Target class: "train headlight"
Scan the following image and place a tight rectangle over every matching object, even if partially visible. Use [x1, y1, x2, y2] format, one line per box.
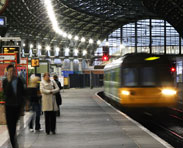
[161, 89, 176, 95]
[121, 90, 130, 95]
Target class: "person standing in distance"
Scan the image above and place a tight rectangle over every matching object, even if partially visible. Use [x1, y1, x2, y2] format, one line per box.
[53, 75, 62, 116]
[40, 73, 59, 135]
[3, 64, 25, 148]
[28, 76, 42, 132]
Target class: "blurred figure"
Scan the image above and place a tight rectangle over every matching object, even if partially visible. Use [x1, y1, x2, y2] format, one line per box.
[28, 76, 42, 132]
[53, 75, 62, 116]
[3, 64, 25, 148]
[40, 73, 59, 135]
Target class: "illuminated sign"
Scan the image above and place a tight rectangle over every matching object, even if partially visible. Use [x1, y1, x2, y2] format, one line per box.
[0, 18, 4, 25]
[0, 17, 6, 27]
[3, 46, 20, 63]
[31, 58, 39, 67]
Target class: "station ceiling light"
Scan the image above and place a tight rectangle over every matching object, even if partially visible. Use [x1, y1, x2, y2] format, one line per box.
[74, 49, 79, 55]
[65, 48, 70, 53]
[46, 46, 51, 51]
[55, 47, 60, 52]
[83, 50, 87, 56]
[68, 34, 72, 39]
[89, 39, 93, 44]
[74, 36, 79, 41]
[38, 44, 42, 50]
[63, 32, 67, 38]
[81, 37, 86, 42]
[97, 40, 101, 45]
[44, 0, 125, 52]
[30, 44, 33, 49]
[105, 42, 109, 46]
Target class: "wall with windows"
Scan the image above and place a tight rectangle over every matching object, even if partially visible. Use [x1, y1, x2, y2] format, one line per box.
[95, 19, 183, 57]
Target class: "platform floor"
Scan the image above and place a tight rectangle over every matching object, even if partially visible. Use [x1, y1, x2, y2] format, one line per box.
[1, 88, 173, 148]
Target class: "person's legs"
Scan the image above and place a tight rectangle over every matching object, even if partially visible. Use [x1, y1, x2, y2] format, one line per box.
[44, 111, 51, 134]
[35, 103, 41, 130]
[29, 117, 34, 130]
[29, 103, 35, 131]
[5, 105, 21, 148]
[50, 111, 56, 134]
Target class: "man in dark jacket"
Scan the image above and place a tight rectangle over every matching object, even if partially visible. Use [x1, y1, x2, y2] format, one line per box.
[3, 64, 25, 148]
[53, 75, 62, 116]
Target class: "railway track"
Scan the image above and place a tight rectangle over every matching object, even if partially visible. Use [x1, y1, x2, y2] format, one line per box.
[98, 91, 183, 148]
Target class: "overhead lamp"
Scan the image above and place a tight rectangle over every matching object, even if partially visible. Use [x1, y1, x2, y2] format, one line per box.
[105, 42, 109, 46]
[74, 36, 79, 41]
[57, 29, 63, 35]
[97, 40, 101, 45]
[55, 47, 60, 52]
[68, 34, 72, 39]
[63, 32, 67, 38]
[74, 49, 79, 55]
[46, 46, 51, 51]
[23, 43, 26, 47]
[81, 37, 85, 42]
[38, 45, 42, 50]
[65, 48, 70, 53]
[30, 44, 33, 49]
[89, 39, 93, 44]
[83, 50, 87, 56]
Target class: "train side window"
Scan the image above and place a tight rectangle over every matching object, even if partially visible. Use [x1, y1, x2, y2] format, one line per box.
[122, 68, 137, 86]
[105, 71, 110, 81]
[111, 70, 115, 81]
[140, 67, 156, 86]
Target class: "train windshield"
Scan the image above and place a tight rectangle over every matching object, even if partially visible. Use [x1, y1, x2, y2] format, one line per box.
[123, 68, 138, 86]
[140, 67, 156, 86]
[122, 66, 173, 87]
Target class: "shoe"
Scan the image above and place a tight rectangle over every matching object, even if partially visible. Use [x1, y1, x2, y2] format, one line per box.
[38, 128, 44, 131]
[29, 129, 34, 132]
[52, 131, 56, 135]
[35, 128, 43, 132]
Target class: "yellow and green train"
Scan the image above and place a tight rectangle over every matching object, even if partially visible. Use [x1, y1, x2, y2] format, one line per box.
[104, 53, 178, 107]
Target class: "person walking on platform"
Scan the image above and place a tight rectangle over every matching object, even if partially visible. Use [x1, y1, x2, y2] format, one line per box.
[40, 73, 59, 135]
[28, 76, 42, 132]
[53, 75, 62, 117]
[3, 64, 25, 148]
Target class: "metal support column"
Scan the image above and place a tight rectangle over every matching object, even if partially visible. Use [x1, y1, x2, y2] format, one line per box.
[149, 19, 152, 54]
[120, 26, 123, 55]
[164, 21, 166, 55]
[135, 22, 137, 53]
[179, 36, 181, 55]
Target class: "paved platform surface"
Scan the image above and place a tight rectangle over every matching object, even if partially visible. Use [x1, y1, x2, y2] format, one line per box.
[1, 88, 173, 148]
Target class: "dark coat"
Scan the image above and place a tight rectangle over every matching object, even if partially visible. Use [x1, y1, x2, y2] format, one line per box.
[54, 79, 62, 105]
[26, 86, 41, 104]
[3, 77, 25, 106]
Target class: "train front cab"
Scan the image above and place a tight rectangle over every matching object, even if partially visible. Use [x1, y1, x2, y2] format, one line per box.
[118, 54, 178, 107]
[118, 87, 178, 107]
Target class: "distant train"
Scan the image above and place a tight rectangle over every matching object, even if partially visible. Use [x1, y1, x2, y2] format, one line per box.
[104, 53, 178, 107]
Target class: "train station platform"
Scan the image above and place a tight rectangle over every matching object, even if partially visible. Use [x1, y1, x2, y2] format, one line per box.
[0, 88, 173, 148]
